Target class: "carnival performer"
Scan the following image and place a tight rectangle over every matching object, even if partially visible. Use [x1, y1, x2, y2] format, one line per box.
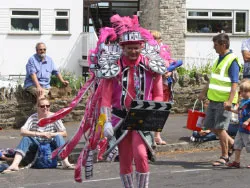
[37, 15, 173, 187]
[100, 16, 164, 188]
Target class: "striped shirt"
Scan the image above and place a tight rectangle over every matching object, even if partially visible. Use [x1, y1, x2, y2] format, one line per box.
[21, 113, 66, 142]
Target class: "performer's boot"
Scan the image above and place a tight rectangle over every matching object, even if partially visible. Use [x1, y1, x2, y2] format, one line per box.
[120, 173, 134, 188]
[135, 171, 149, 188]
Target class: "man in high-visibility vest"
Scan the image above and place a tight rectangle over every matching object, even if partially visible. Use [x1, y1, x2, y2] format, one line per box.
[199, 33, 242, 166]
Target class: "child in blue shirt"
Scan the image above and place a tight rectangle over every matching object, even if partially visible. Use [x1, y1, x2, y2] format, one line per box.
[227, 79, 250, 168]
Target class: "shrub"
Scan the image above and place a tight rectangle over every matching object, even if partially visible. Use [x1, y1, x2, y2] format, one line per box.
[177, 61, 212, 78]
[50, 70, 86, 91]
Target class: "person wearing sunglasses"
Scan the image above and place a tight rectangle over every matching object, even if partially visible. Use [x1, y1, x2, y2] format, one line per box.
[24, 42, 69, 99]
[2, 98, 74, 173]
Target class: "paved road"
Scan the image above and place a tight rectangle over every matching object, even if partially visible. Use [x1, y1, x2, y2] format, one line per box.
[1, 148, 250, 188]
[0, 114, 244, 188]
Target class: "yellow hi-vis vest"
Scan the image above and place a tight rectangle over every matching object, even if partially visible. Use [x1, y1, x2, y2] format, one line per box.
[207, 53, 242, 104]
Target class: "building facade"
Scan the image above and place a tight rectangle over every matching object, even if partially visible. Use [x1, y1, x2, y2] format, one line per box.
[1, 0, 250, 77]
[0, 0, 83, 76]
[140, 0, 250, 67]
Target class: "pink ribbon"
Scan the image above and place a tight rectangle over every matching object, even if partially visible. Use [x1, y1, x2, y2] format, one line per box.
[50, 78, 106, 182]
[38, 75, 95, 126]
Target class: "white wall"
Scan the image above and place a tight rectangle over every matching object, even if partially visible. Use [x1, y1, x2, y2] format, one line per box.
[0, 0, 83, 76]
[186, 0, 250, 10]
[185, 36, 248, 67]
[185, 0, 250, 67]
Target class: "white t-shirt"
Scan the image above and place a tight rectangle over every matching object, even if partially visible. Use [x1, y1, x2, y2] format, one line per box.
[241, 38, 250, 77]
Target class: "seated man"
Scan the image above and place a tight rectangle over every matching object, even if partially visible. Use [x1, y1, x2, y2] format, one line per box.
[24, 42, 69, 98]
[2, 98, 74, 173]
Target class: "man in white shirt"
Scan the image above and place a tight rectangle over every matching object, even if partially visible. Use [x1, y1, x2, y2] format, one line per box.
[241, 38, 250, 78]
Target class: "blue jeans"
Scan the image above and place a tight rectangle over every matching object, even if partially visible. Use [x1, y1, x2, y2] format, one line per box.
[16, 135, 65, 157]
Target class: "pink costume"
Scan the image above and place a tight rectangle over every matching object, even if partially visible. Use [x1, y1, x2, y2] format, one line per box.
[37, 15, 172, 187]
[101, 53, 163, 187]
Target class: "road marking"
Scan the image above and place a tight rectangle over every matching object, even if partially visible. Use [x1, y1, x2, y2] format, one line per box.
[171, 169, 211, 173]
[82, 177, 120, 183]
[22, 168, 211, 187]
[23, 177, 121, 187]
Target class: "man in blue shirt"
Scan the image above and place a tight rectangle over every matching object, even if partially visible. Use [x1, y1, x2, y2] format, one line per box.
[24, 42, 69, 98]
[199, 33, 241, 166]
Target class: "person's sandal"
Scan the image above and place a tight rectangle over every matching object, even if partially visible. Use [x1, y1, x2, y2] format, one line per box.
[227, 161, 240, 168]
[154, 137, 167, 145]
[212, 156, 229, 166]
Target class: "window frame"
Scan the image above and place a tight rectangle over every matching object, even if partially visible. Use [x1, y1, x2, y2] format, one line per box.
[54, 9, 70, 34]
[187, 10, 210, 19]
[9, 9, 40, 34]
[234, 11, 248, 34]
[186, 9, 248, 35]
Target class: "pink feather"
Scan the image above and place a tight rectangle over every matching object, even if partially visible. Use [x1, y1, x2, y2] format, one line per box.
[138, 27, 158, 46]
[160, 45, 172, 63]
[98, 27, 117, 43]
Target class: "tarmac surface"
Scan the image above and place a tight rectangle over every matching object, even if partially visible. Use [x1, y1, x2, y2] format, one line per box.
[0, 113, 230, 188]
[0, 113, 220, 153]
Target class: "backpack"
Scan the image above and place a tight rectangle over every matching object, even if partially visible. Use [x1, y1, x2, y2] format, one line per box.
[32, 143, 57, 169]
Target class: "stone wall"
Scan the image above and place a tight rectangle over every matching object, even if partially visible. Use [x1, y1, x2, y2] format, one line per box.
[140, 0, 186, 60]
[0, 86, 86, 129]
[0, 73, 208, 129]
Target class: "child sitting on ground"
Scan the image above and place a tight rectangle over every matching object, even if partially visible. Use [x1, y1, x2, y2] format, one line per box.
[0, 148, 15, 173]
[0, 148, 15, 162]
[227, 79, 250, 168]
[190, 129, 217, 142]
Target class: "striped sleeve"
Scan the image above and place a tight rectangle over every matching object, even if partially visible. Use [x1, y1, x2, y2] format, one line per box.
[54, 119, 66, 132]
[21, 114, 38, 131]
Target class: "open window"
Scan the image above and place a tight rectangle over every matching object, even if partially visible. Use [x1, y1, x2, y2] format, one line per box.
[10, 9, 40, 33]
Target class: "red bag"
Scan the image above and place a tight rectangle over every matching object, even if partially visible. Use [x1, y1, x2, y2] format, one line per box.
[186, 100, 206, 131]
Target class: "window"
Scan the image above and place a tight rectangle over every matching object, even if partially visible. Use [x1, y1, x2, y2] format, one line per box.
[187, 10, 247, 34]
[10, 9, 40, 33]
[55, 10, 69, 32]
[235, 11, 247, 33]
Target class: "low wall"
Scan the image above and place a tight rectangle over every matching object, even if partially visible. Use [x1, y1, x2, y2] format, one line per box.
[0, 86, 86, 129]
[0, 73, 208, 129]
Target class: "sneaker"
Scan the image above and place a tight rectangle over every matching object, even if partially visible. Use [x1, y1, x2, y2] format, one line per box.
[227, 161, 240, 168]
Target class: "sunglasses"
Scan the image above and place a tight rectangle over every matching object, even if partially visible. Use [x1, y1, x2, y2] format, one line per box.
[38, 48, 46, 51]
[40, 105, 50, 108]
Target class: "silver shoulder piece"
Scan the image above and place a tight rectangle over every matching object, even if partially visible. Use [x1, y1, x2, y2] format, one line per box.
[142, 43, 167, 75]
[90, 43, 122, 79]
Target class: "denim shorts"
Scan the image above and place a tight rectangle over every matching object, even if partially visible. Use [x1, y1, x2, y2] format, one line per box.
[204, 101, 231, 130]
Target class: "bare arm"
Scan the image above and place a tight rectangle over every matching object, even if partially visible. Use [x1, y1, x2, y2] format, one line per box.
[198, 83, 209, 101]
[242, 50, 250, 62]
[50, 130, 67, 137]
[243, 118, 250, 128]
[56, 73, 69, 86]
[224, 83, 238, 111]
[20, 128, 37, 137]
[20, 128, 67, 138]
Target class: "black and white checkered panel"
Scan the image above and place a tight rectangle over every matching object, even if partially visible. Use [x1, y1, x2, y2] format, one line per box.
[130, 100, 172, 111]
